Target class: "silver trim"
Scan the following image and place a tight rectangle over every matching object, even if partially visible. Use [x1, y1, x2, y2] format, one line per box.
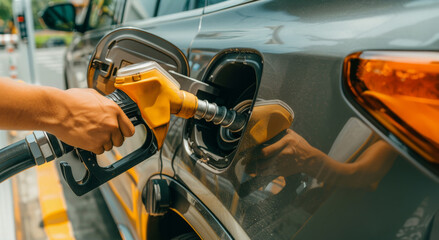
[57, 138, 65, 155]
[33, 131, 54, 162]
[215, 106, 228, 126]
[205, 102, 218, 122]
[195, 99, 247, 131]
[194, 99, 209, 119]
[25, 134, 45, 166]
[42, 131, 56, 158]
[169, 71, 219, 96]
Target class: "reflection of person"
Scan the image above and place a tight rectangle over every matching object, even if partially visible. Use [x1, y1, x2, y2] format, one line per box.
[248, 129, 398, 189]
[0, 77, 135, 154]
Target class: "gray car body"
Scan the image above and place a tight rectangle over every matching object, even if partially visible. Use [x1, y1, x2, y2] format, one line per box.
[65, 0, 439, 239]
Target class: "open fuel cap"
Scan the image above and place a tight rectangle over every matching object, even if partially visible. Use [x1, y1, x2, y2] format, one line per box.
[87, 27, 189, 95]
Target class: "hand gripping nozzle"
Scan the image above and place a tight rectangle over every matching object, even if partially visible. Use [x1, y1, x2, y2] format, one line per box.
[59, 89, 158, 196]
[61, 61, 247, 196]
[0, 62, 247, 195]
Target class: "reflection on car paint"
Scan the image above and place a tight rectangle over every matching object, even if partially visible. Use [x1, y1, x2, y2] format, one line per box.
[98, 125, 149, 240]
[62, 0, 439, 238]
[171, 99, 401, 239]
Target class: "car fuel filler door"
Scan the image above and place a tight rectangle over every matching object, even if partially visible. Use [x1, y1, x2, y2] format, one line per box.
[87, 27, 190, 95]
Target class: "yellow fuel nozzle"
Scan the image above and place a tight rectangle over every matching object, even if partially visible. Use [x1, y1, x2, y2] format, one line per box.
[114, 62, 198, 149]
[114, 61, 247, 149]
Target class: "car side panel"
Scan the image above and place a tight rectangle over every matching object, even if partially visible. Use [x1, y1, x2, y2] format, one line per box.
[170, 1, 439, 239]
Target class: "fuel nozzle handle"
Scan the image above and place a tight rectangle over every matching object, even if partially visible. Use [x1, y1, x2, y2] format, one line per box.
[30, 90, 141, 166]
[105, 89, 142, 126]
[0, 89, 142, 184]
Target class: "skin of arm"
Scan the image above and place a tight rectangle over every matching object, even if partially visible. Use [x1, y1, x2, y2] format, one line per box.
[252, 129, 397, 189]
[0, 77, 135, 154]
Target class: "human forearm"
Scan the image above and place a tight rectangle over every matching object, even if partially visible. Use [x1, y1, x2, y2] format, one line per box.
[309, 141, 397, 189]
[0, 77, 67, 132]
[0, 77, 135, 154]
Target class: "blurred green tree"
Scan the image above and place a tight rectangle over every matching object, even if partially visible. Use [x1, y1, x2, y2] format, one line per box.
[0, 0, 12, 21]
[0, 0, 66, 30]
[0, 0, 12, 32]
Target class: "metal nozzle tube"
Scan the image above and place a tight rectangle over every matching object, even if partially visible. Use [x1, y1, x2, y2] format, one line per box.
[194, 99, 246, 132]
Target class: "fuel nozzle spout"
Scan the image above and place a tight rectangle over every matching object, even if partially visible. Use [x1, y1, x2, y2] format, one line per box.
[195, 99, 246, 132]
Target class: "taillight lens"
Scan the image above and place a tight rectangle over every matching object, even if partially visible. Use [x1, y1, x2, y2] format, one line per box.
[344, 51, 439, 163]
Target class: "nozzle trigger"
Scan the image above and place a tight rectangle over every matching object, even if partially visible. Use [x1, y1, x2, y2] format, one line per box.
[60, 89, 158, 196]
[60, 125, 157, 196]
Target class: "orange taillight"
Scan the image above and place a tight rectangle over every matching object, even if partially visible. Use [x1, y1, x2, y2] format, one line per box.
[344, 51, 439, 163]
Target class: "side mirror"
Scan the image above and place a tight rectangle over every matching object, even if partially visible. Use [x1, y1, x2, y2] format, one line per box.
[41, 3, 76, 32]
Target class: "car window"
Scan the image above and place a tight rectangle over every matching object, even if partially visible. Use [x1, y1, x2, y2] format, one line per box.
[88, 0, 118, 29]
[207, 0, 228, 5]
[156, 0, 204, 16]
[124, 0, 204, 22]
[124, 0, 156, 22]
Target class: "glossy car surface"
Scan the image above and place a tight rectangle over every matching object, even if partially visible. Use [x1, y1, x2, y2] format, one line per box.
[55, 0, 439, 239]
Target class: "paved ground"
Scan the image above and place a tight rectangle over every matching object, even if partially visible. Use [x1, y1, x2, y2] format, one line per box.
[0, 46, 65, 89]
[0, 46, 122, 240]
[34, 47, 66, 89]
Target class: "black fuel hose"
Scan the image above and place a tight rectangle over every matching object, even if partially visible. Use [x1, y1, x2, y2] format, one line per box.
[0, 132, 73, 183]
[0, 139, 34, 182]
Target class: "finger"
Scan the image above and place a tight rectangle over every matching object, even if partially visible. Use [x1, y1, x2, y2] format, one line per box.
[117, 112, 135, 137]
[111, 129, 124, 147]
[261, 136, 289, 159]
[103, 141, 113, 151]
[265, 129, 289, 144]
[93, 147, 105, 155]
